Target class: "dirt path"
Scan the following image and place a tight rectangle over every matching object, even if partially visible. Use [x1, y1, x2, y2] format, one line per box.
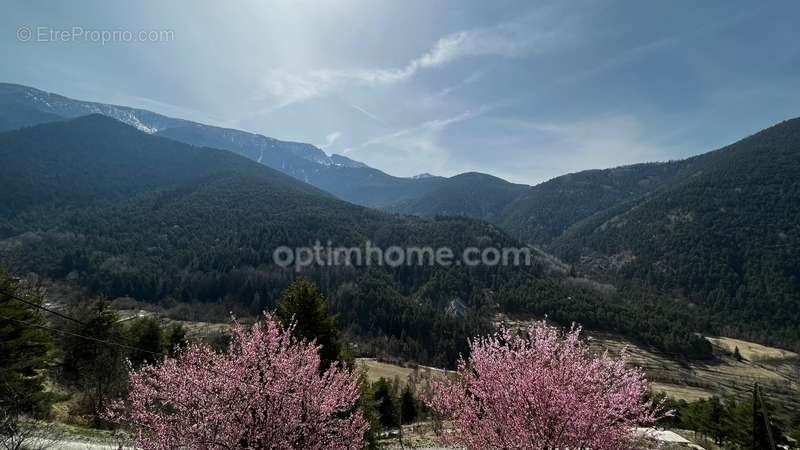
[28, 435, 132, 450]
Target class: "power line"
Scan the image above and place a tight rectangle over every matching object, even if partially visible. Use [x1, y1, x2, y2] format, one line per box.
[0, 312, 305, 400]
[0, 291, 305, 399]
[0, 289, 83, 324]
[0, 288, 171, 357]
[0, 313, 159, 355]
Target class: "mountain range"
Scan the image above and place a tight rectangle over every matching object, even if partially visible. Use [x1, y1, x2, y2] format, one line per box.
[0, 82, 445, 207]
[1, 81, 798, 359]
[0, 83, 704, 246]
[0, 82, 727, 248]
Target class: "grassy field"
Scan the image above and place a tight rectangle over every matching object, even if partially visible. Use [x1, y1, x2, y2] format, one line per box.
[589, 330, 799, 409]
[356, 358, 453, 387]
[117, 308, 232, 341]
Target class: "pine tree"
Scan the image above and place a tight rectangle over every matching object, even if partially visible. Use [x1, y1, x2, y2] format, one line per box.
[372, 378, 399, 429]
[733, 346, 743, 362]
[0, 269, 55, 440]
[400, 384, 418, 424]
[60, 300, 128, 426]
[358, 374, 382, 450]
[126, 316, 165, 367]
[275, 278, 347, 370]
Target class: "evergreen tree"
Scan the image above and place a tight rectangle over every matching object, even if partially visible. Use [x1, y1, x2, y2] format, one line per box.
[372, 378, 399, 430]
[126, 316, 165, 367]
[705, 397, 725, 444]
[752, 386, 787, 450]
[275, 278, 346, 370]
[400, 384, 418, 424]
[666, 394, 789, 448]
[733, 346, 743, 362]
[0, 269, 54, 440]
[59, 300, 128, 427]
[358, 374, 382, 450]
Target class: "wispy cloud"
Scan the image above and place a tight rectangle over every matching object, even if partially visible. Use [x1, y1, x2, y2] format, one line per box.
[349, 103, 387, 126]
[341, 103, 502, 176]
[260, 15, 559, 109]
[424, 71, 485, 107]
[353, 104, 496, 152]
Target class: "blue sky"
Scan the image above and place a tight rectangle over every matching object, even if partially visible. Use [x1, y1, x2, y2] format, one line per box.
[3, 0, 800, 184]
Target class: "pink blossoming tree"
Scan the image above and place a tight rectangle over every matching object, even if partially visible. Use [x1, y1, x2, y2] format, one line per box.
[107, 315, 367, 450]
[427, 321, 665, 450]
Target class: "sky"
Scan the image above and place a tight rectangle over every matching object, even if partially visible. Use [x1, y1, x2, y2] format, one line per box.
[3, 0, 800, 184]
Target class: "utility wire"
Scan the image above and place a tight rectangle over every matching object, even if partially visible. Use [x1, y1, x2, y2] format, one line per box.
[0, 289, 83, 324]
[0, 290, 305, 399]
[0, 313, 159, 355]
[0, 311, 303, 399]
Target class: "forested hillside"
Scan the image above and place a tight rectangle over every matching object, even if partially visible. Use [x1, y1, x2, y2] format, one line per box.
[0, 114, 327, 220]
[0, 115, 714, 363]
[392, 163, 689, 245]
[2, 93, 797, 358]
[0, 82, 445, 207]
[389, 172, 530, 222]
[554, 118, 800, 350]
[0, 115, 505, 365]
[394, 117, 800, 353]
[499, 162, 688, 244]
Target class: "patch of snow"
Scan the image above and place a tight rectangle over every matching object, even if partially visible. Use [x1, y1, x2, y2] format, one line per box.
[411, 172, 436, 179]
